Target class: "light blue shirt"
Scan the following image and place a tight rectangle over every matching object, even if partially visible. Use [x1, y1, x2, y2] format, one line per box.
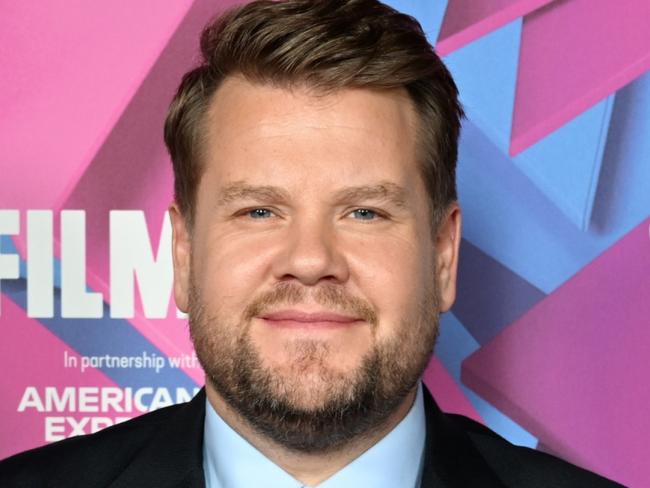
[203, 383, 426, 488]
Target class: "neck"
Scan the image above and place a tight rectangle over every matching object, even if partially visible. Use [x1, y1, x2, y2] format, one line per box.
[205, 383, 418, 486]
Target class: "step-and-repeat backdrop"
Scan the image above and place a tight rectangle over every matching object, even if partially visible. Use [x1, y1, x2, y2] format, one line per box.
[1, 1, 648, 486]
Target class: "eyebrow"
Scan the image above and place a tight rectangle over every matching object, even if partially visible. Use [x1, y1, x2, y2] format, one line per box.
[215, 181, 409, 208]
[216, 183, 291, 207]
[332, 182, 408, 208]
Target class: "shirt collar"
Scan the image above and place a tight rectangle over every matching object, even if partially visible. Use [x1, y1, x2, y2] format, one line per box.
[203, 383, 426, 488]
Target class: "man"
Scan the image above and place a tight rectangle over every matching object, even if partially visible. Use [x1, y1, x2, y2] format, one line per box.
[0, 1, 623, 487]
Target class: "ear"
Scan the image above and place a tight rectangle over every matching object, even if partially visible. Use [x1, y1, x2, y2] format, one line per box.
[434, 203, 462, 313]
[169, 203, 191, 313]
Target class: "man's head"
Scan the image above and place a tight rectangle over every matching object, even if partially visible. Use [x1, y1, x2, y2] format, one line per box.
[165, 0, 462, 230]
[166, 0, 462, 453]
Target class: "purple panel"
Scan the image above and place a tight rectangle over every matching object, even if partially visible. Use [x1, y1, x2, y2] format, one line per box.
[453, 239, 546, 344]
[437, 0, 554, 55]
[462, 218, 650, 487]
[511, 0, 650, 155]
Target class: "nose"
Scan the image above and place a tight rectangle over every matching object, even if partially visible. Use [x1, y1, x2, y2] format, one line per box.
[272, 216, 349, 286]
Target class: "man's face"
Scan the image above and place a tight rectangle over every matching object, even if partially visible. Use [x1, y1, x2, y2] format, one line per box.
[171, 77, 460, 451]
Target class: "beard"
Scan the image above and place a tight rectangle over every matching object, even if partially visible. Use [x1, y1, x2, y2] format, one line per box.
[189, 277, 440, 454]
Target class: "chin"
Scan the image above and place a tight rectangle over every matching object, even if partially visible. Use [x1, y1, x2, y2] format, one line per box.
[264, 358, 360, 411]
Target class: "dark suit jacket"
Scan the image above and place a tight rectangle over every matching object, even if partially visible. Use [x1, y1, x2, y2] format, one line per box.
[0, 387, 624, 487]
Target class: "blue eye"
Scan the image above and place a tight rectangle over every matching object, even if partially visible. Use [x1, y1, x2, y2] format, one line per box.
[351, 208, 378, 220]
[248, 208, 273, 219]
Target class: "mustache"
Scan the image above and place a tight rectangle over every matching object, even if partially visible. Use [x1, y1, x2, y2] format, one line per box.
[243, 282, 378, 327]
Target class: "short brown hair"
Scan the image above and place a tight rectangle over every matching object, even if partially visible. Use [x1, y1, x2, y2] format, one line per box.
[164, 0, 463, 228]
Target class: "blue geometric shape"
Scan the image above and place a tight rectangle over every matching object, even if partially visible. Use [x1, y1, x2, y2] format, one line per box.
[384, 0, 449, 43]
[444, 18, 521, 153]
[457, 116, 646, 293]
[513, 95, 616, 231]
[591, 71, 650, 234]
[436, 312, 538, 448]
[453, 239, 546, 345]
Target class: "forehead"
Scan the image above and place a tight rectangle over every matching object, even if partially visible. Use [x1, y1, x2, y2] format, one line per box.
[200, 77, 421, 189]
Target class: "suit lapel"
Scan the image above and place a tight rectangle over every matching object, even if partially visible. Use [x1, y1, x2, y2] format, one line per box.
[420, 386, 507, 488]
[110, 389, 207, 488]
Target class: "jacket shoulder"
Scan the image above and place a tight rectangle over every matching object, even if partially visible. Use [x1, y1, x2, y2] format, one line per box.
[0, 403, 184, 487]
[446, 413, 625, 488]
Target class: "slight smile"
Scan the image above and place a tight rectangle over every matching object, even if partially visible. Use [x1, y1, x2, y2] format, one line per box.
[259, 310, 365, 329]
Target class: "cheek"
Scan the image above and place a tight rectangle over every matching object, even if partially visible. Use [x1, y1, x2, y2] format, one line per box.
[347, 233, 433, 338]
[191, 230, 277, 314]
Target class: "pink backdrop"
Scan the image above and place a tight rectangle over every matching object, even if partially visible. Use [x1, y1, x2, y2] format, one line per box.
[1, 1, 648, 486]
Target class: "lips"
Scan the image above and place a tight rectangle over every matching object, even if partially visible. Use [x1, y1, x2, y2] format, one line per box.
[259, 310, 363, 328]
